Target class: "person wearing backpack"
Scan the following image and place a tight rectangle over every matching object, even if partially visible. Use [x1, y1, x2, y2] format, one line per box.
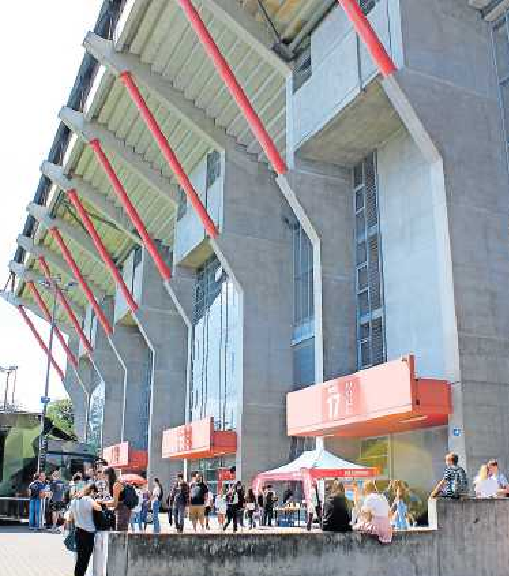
[151, 478, 162, 533]
[28, 473, 43, 530]
[431, 452, 468, 499]
[171, 473, 189, 533]
[189, 472, 208, 531]
[113, 480, 137, 531]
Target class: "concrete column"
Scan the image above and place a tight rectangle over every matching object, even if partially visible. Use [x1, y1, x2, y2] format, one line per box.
[211, 155, 294, 484]
[132, 253, 190, 489]
[382, 0, 509, 476]
[280, 158, 357, 382]
[92, 298, 125, 448]
[63, 337, 92, 442]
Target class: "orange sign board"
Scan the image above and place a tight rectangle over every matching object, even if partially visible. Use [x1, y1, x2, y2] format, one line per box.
[287, 355, 451, 438]
[102, 442, 147, 471]
[162, 417, 237, 460]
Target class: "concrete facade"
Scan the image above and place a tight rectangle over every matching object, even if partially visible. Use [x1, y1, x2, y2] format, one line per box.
[49, 0, 509, 499]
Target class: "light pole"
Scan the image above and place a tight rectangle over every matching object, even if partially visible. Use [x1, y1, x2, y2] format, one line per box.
[0, 366, 18, 410]
[36, 277, 77, 473]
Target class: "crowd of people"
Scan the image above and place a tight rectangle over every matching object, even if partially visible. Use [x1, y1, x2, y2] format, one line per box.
[25, 451, 509, 575]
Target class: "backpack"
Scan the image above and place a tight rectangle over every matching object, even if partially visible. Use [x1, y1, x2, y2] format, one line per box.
[123, 484, 139, 510]
[94, 505, 116, 531]
[29, 481, 41, 499]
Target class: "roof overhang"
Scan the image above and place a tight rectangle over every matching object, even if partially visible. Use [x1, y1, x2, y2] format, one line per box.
[287, 355, 452, 438]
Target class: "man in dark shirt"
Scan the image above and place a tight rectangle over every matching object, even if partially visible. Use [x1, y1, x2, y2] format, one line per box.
[189, 473, 208, 531]
[49, 469, 67, 532]
[171, 473, 189, 533]
[28, 473, 43, 530]
[431, 452, 468, 499]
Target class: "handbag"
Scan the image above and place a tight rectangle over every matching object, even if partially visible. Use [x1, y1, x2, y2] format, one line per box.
[64, 524, 77, 552]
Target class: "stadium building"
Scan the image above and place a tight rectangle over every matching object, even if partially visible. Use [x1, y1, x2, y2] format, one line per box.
[2, 0, 509, 498]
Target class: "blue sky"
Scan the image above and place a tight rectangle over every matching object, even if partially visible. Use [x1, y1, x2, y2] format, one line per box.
[0, 1, 103, 411]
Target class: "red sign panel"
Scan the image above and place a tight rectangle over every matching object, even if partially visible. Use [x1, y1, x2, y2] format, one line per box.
[162, 417, 237, 460]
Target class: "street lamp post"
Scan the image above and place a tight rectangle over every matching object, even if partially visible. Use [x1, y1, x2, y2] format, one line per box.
[36, 277, 76, 474]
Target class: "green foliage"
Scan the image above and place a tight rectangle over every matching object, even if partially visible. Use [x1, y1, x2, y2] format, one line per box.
[46, 399, 77, 440]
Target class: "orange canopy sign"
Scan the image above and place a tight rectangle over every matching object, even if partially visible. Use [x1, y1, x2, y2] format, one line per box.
[102, 442, 148, 471]
[162, 417, 237, 460]
[287, 355, 451, 438]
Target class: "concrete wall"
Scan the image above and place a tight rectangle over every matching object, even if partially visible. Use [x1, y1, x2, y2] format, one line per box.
[212, 154, 294, 483]
[293, 0, 397, 150]
[393, 0, 509, 477]
[96, 499, 509, 576]
[377, 127, 448, 378]
[134, 249, 188, 489]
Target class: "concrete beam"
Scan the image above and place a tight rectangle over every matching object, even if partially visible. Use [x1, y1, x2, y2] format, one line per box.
[26, 203, 110, 271]
[200, 0, 292, 76]
[0, 290, 74, 335]
[16, 235, 107, 300]
[59, 107, 179, 206]
[8, 260, 85, 320]
[84, 33, 253, 158]
[41, 161, 140, 244]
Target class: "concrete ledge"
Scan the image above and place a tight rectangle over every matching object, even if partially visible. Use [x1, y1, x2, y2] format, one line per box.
[96, 499, 509, 576]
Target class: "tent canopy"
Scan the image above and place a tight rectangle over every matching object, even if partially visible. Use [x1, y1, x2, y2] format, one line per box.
[253, 449, 378, 493]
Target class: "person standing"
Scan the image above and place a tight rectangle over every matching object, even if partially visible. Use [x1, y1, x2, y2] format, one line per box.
[189, 473, 208, 531]
[235, 482, 245, 531]
[216, 489, 227, 529]
[257, 490, 265, 526]
[223, 485, 238, 532]
[204, 489, 214, 530]
[171, 473, 189, 533]
[141, 484, 150, 531]
[130, 486, 144, 531]
[151, 478, 162, 534]
[49, 469, 67, 532]
[112, 480, 131, 532]
[39, 472, 50, 530]
[246, 488, 256, 529]
[28, 473, 42, 530]
[67, 484, 103, 576]
[166, 485, 175, 528]
[263, 485, 275, 528]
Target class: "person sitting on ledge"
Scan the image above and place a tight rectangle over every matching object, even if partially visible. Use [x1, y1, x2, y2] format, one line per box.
[353, 481, 392, 543]
[321, 480, 352, 533]
[430, 452, 468, 499]
[474, 464, 498, 498]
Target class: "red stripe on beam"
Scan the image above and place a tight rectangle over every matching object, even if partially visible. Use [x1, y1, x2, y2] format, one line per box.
[175, 0, 288, 175]
[89, 139, 172, 282]
[17, 305, 65, 381]
[120, 71, 219, 239]
[338, 0, 396, 77]
[67, 190, 139, 314]
[50, 228, 113, 336]
[38, 256, 93, 355]
[26, 281, 79, 370]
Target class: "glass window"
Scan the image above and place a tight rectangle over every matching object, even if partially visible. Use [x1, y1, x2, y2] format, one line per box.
[206, 151, 221, 189]
[176, 185, 187, 221]
[354, 154, 385, 369]
[358, 436, 389, 476]
[88, 380, 105, 452]
[190, 256, 238, 431]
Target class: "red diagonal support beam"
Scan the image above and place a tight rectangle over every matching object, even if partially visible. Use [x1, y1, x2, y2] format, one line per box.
[17, 305, 65, 381]
[38, 256, 93, 355]
[67, 190, 139, 314]
[26, 281, 79, 370]
[338, 0, 396, 77]
[119, 71, 219, 239]
[89, 139, 172, 282]
[175, 0, 288, 176]
[50, 228, 113, 336]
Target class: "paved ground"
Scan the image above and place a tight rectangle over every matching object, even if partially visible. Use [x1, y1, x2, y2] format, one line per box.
[0, 523, 74, 576]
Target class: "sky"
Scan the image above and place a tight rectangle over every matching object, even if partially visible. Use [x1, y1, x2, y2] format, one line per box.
[0, 1, 103, 412]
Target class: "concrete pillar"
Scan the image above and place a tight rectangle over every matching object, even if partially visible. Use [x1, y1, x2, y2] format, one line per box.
[382, 0, 509, 477]
[281, 158, 357, 382]
[63, 337, 92, 442]
[133, 253, 190, 489]
[211, 155, 294, 484]
[92, 298, 125, 448]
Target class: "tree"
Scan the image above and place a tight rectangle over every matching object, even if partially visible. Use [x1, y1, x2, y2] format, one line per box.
[46, 399, 77, 440]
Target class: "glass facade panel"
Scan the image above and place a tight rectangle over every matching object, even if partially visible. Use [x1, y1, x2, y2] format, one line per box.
[354, 153, 386, 369]
[88, 380, 105, 452]
[190, 256, 239, 431]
